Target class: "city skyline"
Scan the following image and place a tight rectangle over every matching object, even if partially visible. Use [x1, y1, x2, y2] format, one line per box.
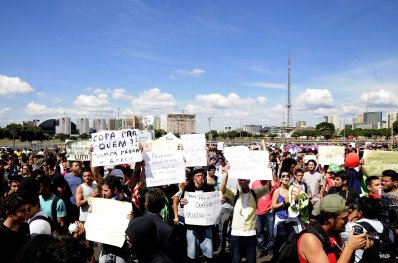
[1, 1, 398, 133]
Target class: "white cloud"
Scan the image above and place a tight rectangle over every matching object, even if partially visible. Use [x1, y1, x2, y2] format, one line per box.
[52, 97, 62, 104]
[112, 88, 133, 100]
[244, 82, 286, 89]
[359, 89, 398, 107]
[176, 68, 205, 77]
[74, 93, 110, 108]
[257, 96, 268, 104]
[0, 75, 34, 96]
[196, 93, 265, 109]
[24, 102, 68, 117]
[295, 89, 334, 110]
[132, 88, 177, 113]
[36, 91, 46, 96]
[0, 108, 11, 116]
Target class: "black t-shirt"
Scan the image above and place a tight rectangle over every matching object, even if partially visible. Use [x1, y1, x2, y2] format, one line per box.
[327, 187, 360, 206]
[0, 222, 30, 263]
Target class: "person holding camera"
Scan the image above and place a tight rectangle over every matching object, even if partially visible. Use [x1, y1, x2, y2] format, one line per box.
[341, 196, 395, 263]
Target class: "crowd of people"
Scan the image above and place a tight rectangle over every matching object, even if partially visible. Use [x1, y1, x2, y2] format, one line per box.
[0, 142, 397, 263]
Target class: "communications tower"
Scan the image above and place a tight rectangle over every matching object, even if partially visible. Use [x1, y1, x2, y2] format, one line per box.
[286, 51, 292, 128]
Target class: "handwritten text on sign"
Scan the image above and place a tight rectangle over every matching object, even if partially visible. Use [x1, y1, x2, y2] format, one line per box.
[184, 191, 221, 226]
[224, 146, 272, 180]
[318, 146, 344, 165]
[144, 151, 185, 187]
[363, 150, 398, 176]
[181, 134, 207, 167]
[65, 140, 91, 161]
[91, 129, 142, 167]
[85, 198, 132, 247]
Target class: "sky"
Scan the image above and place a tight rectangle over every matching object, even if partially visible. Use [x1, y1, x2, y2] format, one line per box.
[1, 0, 398, 132]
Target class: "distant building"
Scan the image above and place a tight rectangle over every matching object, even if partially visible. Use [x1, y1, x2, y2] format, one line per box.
[262, 126, 281, 134]
[363, 111, 382, 129]
[154, 117, 161, 130]
[76, 118, 90, 134]
[160, 115, 167, 131]
[39, 119, 77, 135]
[296, 121, 306, 128]
[56, 117, 71, 135]
[167, 113, 196, 134]
[387, 112, 398, 128]
[243, 124, 262, 134]
[224, 126, 232, 132]
[93, 118, 107, 132]
[324, 115, 342, 131]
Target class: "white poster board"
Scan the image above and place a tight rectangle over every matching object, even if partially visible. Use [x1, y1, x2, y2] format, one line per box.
[318, 146, 344, 165]
[303, 155, 317, 164]
[91, 129, 142, 167]
[65, 140, 91, 161]
[184, 192, 221, 226]
[224, 146, 272, 180]
[217, 142, 224, 150]
[144, 151, 185, 187]
[181, 134, 207, 167]
[146, 140, 179, 151]
[85, 198, 132, 247]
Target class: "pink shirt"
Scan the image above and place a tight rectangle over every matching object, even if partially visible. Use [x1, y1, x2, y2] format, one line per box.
[252, 180, 279, 215]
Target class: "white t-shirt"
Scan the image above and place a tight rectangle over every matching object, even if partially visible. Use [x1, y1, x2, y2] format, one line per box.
[28, 210, 52, 238]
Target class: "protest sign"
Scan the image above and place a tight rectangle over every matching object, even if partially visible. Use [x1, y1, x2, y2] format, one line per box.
[303, 155, 317, 164]
[91, 129, 142, 167]
[181, 134, 207, 167]
[184, 191, 221, 226]
[65, 140, 91, 161]
[144, 150, 185, 187]
[363, 150, 398, 176]
[224, 146, 272, 180]
[147, 140, 179, 151]
[85, 198, 132, 247]
[217, 142, 224, 151]
[318, 146, 344, 165]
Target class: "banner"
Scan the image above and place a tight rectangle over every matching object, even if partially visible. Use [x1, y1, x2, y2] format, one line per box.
[85, 198, 132, 247]
[224, 146, 272, 180]
[318, 146, 344, 165]
[181, 134, 207, 167]
[91, 129, 142, 167]
[184, 192, 221, 226]
[363, 150, 398, 176]
[144, 151, 185, 187]
[65, 140, 91, 161]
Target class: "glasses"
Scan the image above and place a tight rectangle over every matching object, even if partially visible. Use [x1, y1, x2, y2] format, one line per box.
[281, 174, 290, 178]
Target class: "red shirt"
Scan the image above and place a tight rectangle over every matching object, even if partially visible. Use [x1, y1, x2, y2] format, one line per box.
[252, 180, 278, 215]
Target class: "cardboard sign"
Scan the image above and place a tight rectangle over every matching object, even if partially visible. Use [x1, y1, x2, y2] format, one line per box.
[85, 198, 132, 247]
[144, 151, 185, 187]
[363, 150, 398, 176]
[181, 134, 207, 167]
[184, 191, 221, 226]
[91, 129, 142, 167]
[65, 140, 91, 161]
[318, 146, 344, 165]
[224, 146, 272, 180]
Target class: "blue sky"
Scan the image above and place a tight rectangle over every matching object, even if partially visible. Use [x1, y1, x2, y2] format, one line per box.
[1, 0, 398, 132]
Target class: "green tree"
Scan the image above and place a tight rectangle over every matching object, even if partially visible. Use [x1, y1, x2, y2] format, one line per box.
[316, 122, 335, 139]
[393, 120, 398, 135]
[268, 134, 277, 139]
[205, 130, 219, 140]
[154, 129, 167, 138]
[219, 132, 228, 139]
[79, 133, 90, 140]
[291, 132, 301, 138]
[227, 130, 239, 140]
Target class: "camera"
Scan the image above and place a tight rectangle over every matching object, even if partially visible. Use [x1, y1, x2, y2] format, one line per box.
[352, 225, 381, 242]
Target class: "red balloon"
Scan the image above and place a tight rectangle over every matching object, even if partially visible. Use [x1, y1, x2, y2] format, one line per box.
[345, 152, 359, 168]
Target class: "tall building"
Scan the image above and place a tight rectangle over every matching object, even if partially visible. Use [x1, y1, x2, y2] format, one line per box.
[357, 113, 364, 124]
[243, 125, 262, 134]
[167, 113, 196, 134]
[56, 117, 71, 135]
[154, 117, 161, 130]
[108, 118, 122, 130]
[76, 118, 90, 135]
[93, 118, 107, 132]
[324, 115, 342, 131]
[387, 112, 398, 128]
[123, 115, 136, 129]
[160, 115, 167, 131]
[296, 121, 306, 128]
[363, 112, 382, 129]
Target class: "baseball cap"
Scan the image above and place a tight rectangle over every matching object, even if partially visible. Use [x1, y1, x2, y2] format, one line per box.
[191, 166, 205, 175]
[109, 169, 125, 183]
[312, 194, 348, 216]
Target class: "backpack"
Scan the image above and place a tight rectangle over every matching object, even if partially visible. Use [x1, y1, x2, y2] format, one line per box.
[356, 221, 396, 263]
[29, 214, 54, 232]
[277, 222, 338, 263]
[233, 189, 257, 208]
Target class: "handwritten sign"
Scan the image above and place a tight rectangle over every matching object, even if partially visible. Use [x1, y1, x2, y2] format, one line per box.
[363, 150, 398, 176]
[303, 155, 317, 164]
[318, 146, 344, 165]
[146, 140, 179, 151]
[184, 192, 221, 225]
[91, 129, 142, 167]
[144, 151, 185, 187]
[85, 198, 132, 247]
[181, 134, 207, 167]
[65, 140, 91, 161]
[217, 142, 224, 150]
[224, 146, 272, 180]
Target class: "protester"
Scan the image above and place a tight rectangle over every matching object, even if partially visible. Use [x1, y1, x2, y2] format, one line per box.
[26, 195, 52, 237]
[75, 168, 98, 222]
[365, 176, 382, 198]
[381, 169, 398, 204]
[327, 171, 360, 207]
[64, 161, 83, 222]
[303, 160, 324, 208]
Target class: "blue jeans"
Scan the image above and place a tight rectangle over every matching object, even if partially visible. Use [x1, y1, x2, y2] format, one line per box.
[230, 235, 257, 263]
[186, 227, 213, 259]
[256, 211, 275, 255]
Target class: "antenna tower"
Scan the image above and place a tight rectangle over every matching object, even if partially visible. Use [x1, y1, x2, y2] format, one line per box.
[287, 51, 292, 127]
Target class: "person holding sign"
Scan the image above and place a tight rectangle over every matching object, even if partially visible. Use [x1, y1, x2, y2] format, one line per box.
[180, 167, 215, 263]
[219, 166, 270, 263]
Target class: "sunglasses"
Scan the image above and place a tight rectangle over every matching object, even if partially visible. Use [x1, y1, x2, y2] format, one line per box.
[281, 174, 290, 178]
